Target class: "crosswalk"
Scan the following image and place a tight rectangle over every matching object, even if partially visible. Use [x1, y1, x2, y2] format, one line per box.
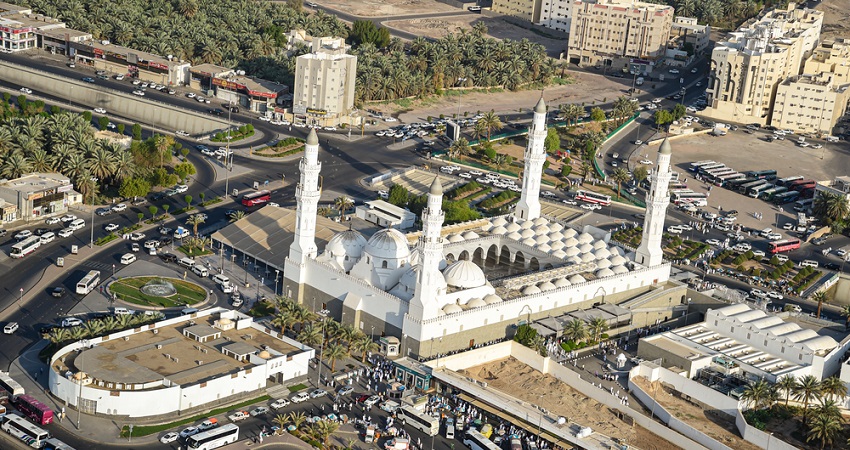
[79, 260, 116, 273]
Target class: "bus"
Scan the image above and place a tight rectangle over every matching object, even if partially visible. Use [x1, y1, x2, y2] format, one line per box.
[718, 172, 746, 183]
[185, 424, 239, 450]
[43, 438, 76, 450]
[575, 190, 612, 206]
[793, 198, 814, 212]
[768, 238, 801, 254]
[761, 186, 788, 200]
[689, 160, 716, 172]
[727, 177, 755, 189]
[672, 192, 708, 206]
[463, 429, 501, 450]
[0, 371, 25, 399]
[399, 405, 439, 436]
[75, 270, 101, 295]
[776, 176, 804, 187]
[510, 437, 523, 450]
[738, 179, 767, 193]
[772, 190, 800, 204]
[744, 169, 778, 180]
[13, 394, 53, 425]
[748, 183, 773, 198]
[241, 190, 271, 207]
[790, 180, 816, 192]
[10, 236, 41, 259]
[705, 168, 734, 179]
[1, 414, 50, 447]
[697, 163, 726, 175]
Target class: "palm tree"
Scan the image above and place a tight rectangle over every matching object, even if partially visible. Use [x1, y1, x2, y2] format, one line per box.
[48, 328, 69, 344]
[153, 135, 174, 169]
[611, 168, 631, 199]
[810, 291, 830, 321]
[819, 376, 847, 402]
[272, 414, 287, 435]
[352, 335, 379, 363]
[563, 319, 587, 344]
[447, 137, 472, 161]
[285, 411, 308, 430]
[492, 154, 508, 171]
[794, 375, 822, 424]
[815, 398, 841, 421]
[334, 196, 353, 220]
[588, 317, 609, 343]
[310, 420, 339, 448]
[478, 111, 503, 141]
[741, 379, 774, 410]
[297, 323, 322, 347]
[776, 375, 799, 407]
[813, 191, 849, 225]
[271, 310, 297, 335]
[186, 214, 205, 236]
[806, 413, 841, 449]
[228, 210, 245, 222]
[324, 342, 346, 372]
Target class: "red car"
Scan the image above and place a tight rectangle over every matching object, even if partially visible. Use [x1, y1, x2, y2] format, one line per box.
[356, 394, 370, 403]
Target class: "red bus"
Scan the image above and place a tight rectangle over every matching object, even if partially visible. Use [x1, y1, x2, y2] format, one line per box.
[768, 238, 801, 254]
[575, 190, 612, 206]
[13, 394, 54, 425]
[789, 179, 815, 191]
[241, 190, 271, 207]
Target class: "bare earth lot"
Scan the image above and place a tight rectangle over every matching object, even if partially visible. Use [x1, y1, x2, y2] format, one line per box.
[460, 357, 680, 450]
[315, 0, 458, 17]
[815, 0, 850, 41]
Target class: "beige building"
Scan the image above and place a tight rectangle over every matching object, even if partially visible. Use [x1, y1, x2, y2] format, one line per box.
[804, 38, 850, 85]
[772, 73, 850, 135]
[703, 4, 823, 125]
[539, 0, 573, 33]
[492, 0, 543, 23]
[567, 0, 674, 70]
[293, 36, 357, 127]
[670, 16, 711, 57]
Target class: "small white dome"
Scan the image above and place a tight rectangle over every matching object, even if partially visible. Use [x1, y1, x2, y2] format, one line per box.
[462, 231, 479, 240]
[483, 294, 502, 304]
[520, 228, 535, 239]
[522, 238, 537, 247]
[520, 220, 535, 229]
[538, 281, 557, 291]
[442, 260, 487, 289]
[366, 228, 410, 260]
[564, 237, 579, 247]
[596, 268, 615, 278]
[612, 265, 629, 274]
[580, 253, 596, 262]
[505, 222, 522, 233]
[579, 243, 594, 254]
[326, 229, 368, 258]
[550, 240, 565, 251]
[466, 298, 487, 308]
[533, 224, 550, 234]
[562, 228, 577, 238]
[549, 222, 564, 232]
[491, 225, 508, 235]
[491, 217, 508, 227]
[610, 246, 625, 256]
[567, 256, 583, 265]
[596, 259, 612, 269]
[538, 243, 552, 253]
[258, 350, 271, 359]
[594, 248, 612, 259]
[569, 274, 586, 284]
[522, 285, 542, 295]
[443, 304, 463, 314]
[533, 217, 549, 226]
[507, 231, 522, 241]
[548, 231, 564, 241]
[610, 255, 627, 266]
[565, 247, 581, 257]
[535, 235, 549, 245]
[578, 232, 594, 244]
[552, 249, 567, 258]
[554, 278, 571, 288]
[593, 240, 607, 250]
[447, 234, 465, 243]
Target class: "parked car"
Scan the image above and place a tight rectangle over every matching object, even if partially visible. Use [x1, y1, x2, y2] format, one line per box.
[270, 399, 291, 410]
[104, 223, 119, 232]
[179, 426, 199, 438]
[291, 392, 310, 403]
[250, 407, 269, 417]
[111, 203, 127, 212]
[228, 411, 249, 422]
[51, 287, 66, 298]
[310, 389, 328, 399]
[159, 432, 179, 444]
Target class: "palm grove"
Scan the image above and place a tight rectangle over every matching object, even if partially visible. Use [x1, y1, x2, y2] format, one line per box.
[28, 0, 555, 102]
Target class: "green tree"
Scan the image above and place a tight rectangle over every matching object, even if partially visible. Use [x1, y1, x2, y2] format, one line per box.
[348, 20, 390, 48]
[98, 116, 109, 131]
[131, 124, 142, 140]
[588, 317, 609, 343]
[794, 375, 823, 425]
[199, 192, 205, 204]
[819, 376, 847, 402]
[590, 107, 606, 122]
[174, 162, 196, 181]
[162, 204, 170, 216]
[632, 165, 649, 187]
[136, 212, 144, 223]
[807, 413, 841, 450]
[564, 319, 587, 344]
[118, 177, 151, 199]
[741, 379, 775, 410]
[117, 123, 125, 135]
[484, 146, 497, 161]
[654, 110, 673, 129]
[334, 196, 354, 219]
[560, 164, 572, 178]
[776, 375, 799, 407]
[544, 127, 560, 153]
[387, 184, 409, 207]
[813, 191, 849, 225]
[184, 194, 193, 207]
[672, 103, 686, 121]
[811, 291, 830, 322]
[447, 137, 472, 160]
[324, 342, 346, 372]
[478, 111, 503, 141]
[148, 205, 158, 217]
[186, 214, 205, 235]
[611, 168, 631, 199]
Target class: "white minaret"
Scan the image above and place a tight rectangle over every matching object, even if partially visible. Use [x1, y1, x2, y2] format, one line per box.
[515, 96, 547, 220]
[410, 177, 447, 320]
[289, 128, 322, 264]
[635, 137, 673, 267]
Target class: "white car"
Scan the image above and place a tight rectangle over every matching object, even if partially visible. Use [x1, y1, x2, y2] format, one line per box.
[458, 172, 472, 179]
[323, 126, 337, 131]
[45, 217, 61, 225]
[104, 223, 119, 232]
[93, 107, 106, 114]
[706, 239, 721, 246]
[767, 291, 783, 300]
[14, 230, 33, 240]
[270, 398, 290, 410]
[652, 98, 663, 104]
[111, 203, 127, 212]
[384, 117, 397, 122]
[130, 232, 146, 241]
[132, 90, 145, 96]
[750, 289, 767, 299]
[766, 233, 783, 241]
[811, 143, 823, 149]
[290, 392, 310, 403]
[259, 115, 271, 121]
[186, 92, 196, 98]
[176, 130, 190, 137]
[293, 122, 307, 128]
[837, 249, 847, 257]
[61, 214, 78, 222]
[20, 87, 32, 94]
[634, 140, 643, 145]
[250, 406, 269, 417]
[58, 228, 73, 238]
[667, 226, 682, 234]
[120, 253, 137, 265]
[669, 68, 680, 74]
[159, 432, 179, 444]
[174, 184, 189, 194]
[377, 190, 389, 199]
[639, 159, 653, 165]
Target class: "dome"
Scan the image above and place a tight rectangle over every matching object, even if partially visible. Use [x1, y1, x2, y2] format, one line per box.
[610, 255, 627, 266]
[554, 278, 571, 288]
[442, 260, 487, 289]
[594, 248, 611, 259]
[549, 222, 564, 232]
[219, 318, 233, 325]
[447, 234, 464, 243]
[462, 231, 479, 240]
[520, 220, 535, 229]
[443, 304, 463, 314]
[533, 224, 550, 234]
[596, 259, 612, 269]
[491, 217, 508, 227]
[596, 268, 615, 278]
[507, 231, 522, 241]
[612, 265, 629, 275]
[73, 371, 88, 380]
[579, 243, 594, 254]
[565, 247, 580, 257]
[522, 285, 541, 295]
[548, 231, 564, 241]
[491, 225, 508, 235]
[258, 350, 271, 359]
[567, 256, 583, 265]
[550, 240, 565, 251]
[564, 237, 579, 247]
[538, 243, 552, 253]
[366, 228, 410, 260]
[505, 222, 522, 233]
[580, 253, 596, 262]
[326, 229, 368, 258]
[306, 128, 319, 145]
[466, 298, 487, 308]
[429, 176, 443, 196]
[562, 228, 577, 238]
[610, 246, 625, 256]
[538, 281, 557, 291]
[593, 240, 607, 250]
[569, 274, 586, 284]
[522, 238, 537, 247]
[660, 136, 672, 155]
[520, 228, 535, 239]
[533, 217, 549, 226]
[577, 232, 594, 244]
[534, 96, 546, 114]
[552, 249, 567, 258]
[535, 235, 549, 245]
[483, 294, 502, 304]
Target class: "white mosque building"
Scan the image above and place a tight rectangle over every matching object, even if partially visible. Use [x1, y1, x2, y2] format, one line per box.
[273, 97, 678, 357]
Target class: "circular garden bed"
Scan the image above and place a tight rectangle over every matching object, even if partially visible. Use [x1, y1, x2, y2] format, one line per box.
[109, 276, 207, 308]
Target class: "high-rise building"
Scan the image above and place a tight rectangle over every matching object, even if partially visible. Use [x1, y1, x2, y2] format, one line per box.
[515, 96, 547, 221]
[636, 138, 672, 268]
[567, 0, 674, 70]
[293, 36, 357, 127]
[703, 4, 823, 125]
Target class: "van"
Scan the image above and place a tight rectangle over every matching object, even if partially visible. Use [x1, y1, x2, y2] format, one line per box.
[799, 260, 819, 268]
[178, 257, 196, 269]
[759, 228, 773, 238]
[445, 424, 455, 440]
[112, 307, 133, 316]
[192, 265, 209, 277]
[68, 218, 86, 231]
[181, 307, 199, 315]
[826, 135, 839, 142]
[212, 274, 231, 287]
[120, 253, 137, 265]
[40, 231, 55, 244]
[774, 254, 789, 264]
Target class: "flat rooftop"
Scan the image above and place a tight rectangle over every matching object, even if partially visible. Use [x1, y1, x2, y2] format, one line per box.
[38, 26, 91, 40]
[217, 74, 287, 95]
[0, 172, 71, 194]
[190, 63, 232, 76]
[79, 39, 185, 69]
[57, 316, 299, 388]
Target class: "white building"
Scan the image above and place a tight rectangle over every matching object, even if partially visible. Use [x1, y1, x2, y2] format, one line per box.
[293, 36, 358, 127]
[355, 200, 417, 230]
[0, 172, 77, 223]
[539, 0, 573, 33]
[48, 308, 313, 418]
[636, 138, 672, 267]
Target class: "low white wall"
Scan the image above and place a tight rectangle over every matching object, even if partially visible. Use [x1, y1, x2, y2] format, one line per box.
[736, 409, 798, 450]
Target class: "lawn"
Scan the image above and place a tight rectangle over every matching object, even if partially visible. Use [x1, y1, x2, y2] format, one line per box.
[247, 300, 276, 317]
[120, 395, 270, 438]
[178, 245, 213, 257]
[110, 276, 206, 308]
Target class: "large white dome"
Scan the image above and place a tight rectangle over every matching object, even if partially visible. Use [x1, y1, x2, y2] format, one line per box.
[443, 304, 463, 314]
[442, 260, 487, 289]
[365, 228, 410, 260]
[325, 230, 368, 258]
[466, 298, 487, 308]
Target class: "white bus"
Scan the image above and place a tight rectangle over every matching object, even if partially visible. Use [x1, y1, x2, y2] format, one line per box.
[1, 413, 50, 448]
[463, 429, 501, 450]
[10, 236, 41, 258]
[75, 270, 101, 295]
[43, 437, 76, 450]
[672, 191, 708, 206]
[186, 423, 239, 450]
[575, 190, 612, 206]
[399, 405, 439, 436]
[689, 160, 716, 172]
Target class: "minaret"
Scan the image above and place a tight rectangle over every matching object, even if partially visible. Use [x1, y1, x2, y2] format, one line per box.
[289, 128, 322, 264]
[635, 137, 673, 267]
[515, 96, 547, 220]
[410, 177, 447, 320]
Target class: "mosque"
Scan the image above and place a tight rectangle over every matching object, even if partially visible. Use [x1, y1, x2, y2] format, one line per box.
[223, 97, 681, 358]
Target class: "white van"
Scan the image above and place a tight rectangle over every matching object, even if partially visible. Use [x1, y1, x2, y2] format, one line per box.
[178, 257, 196, 269]
[120, 253, 137, 265]
[774, 254, 789, 264]
[192, 265, 209, 277]
[112, 307, 134, 316]
[39, 231, 55, 244]
[799, 260, 819, 268]
[445, 424, 455, 440]
[212, 274, 231, 287]
[68, 218, 86, 231]
[826, 135, 839, 143]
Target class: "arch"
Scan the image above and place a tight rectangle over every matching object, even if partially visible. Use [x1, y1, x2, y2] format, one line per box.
[529, 257, 540, 271]
[473, 247, 486, 265]
[499, 245, 513, 265]
[382, 260, 388, 269]
[485, 245, 500, 267]
[459, 250, 470, 261]
[514, 251, 526, 267]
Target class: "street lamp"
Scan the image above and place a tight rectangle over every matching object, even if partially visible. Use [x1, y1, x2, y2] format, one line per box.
[316, 311, 327, 387]
[370, 325, 374, 340]
[274, 270, 280, 296]
[112, 264, 115, 277]
[18, 287, 23, 309]
[89, 176, 97, 248]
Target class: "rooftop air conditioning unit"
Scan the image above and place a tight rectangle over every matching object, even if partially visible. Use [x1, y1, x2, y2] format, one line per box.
[197, 360, 203, 365]
[156, 344, 162, 349]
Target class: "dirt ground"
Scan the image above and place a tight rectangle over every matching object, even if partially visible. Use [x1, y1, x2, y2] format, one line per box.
[315, 0, 458, 17]
[631, 377, 764, 450]
[459, 358, 681, 450]
[386, 16, 566, 57]
[815, 0, 850, 41]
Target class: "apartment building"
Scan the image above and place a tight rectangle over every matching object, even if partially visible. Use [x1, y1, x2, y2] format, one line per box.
[670, 16, 711, 56]
[804, 38, 850, 85]
[539, 0, 573, 33]
[492, 0, 543, 23]
[703, 4, 823, 125]
[772, 73, 850, 136]
[293, 36, 357, 127]
[567, 0, 674, 70]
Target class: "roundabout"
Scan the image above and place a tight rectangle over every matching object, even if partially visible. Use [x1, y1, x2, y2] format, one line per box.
[108, 276, 207, 308]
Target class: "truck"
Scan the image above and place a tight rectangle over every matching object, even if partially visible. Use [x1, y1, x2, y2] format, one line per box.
[364, 425, 377, 443]
[228, 411, 249, 422]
